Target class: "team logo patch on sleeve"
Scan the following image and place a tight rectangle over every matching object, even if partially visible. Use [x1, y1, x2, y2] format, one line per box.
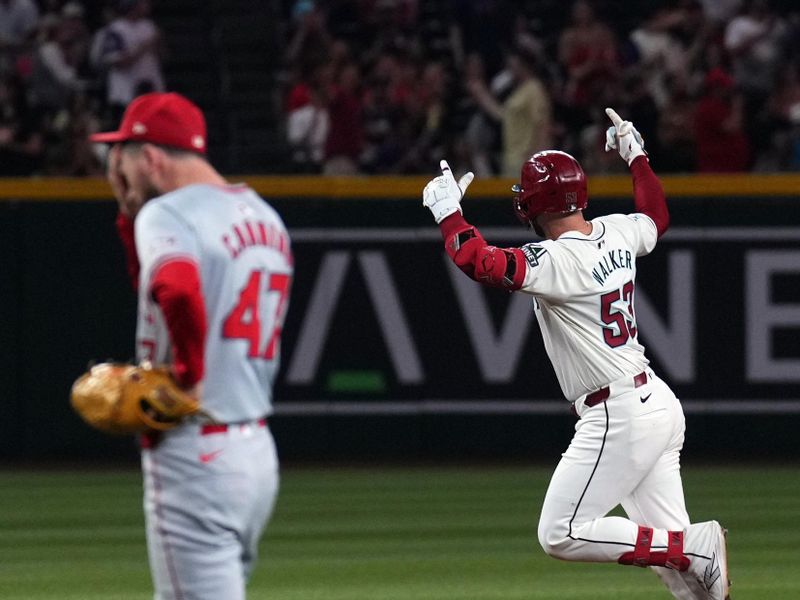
[521, 243, 547, 267]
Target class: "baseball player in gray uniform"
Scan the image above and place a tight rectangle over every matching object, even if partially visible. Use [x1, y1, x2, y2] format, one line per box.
[91, 92, 292, 599]
[423, 108, 730, 599]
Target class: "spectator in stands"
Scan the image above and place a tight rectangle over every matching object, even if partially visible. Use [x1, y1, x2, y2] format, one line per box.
[448, 0, 515, 76]
[386, 51, 418, 114]
[394, 61, 450, 174]
[59, 2, 90, 53]
[285, 63, 330, 173]
[361, 61, 406, 173]
[467, 47, 552, 177]
[323, 61, 363, 174]
[7, 10, 57, 82]
[0, 0, 39, 82]
[699, 0, 742, 26]
[788, 10, 800, 62]
[724, 0, 788, 160]
[368, 50, 413, 113]
[0, 0, 39, 54]
[725, 0, 787, 96]
[0, 73, 43, 175]
[623, 72, 661, 164]
[329, 39, 352, 77]
[287, 1, 333, 77]
[657, 73, 697, 172]
[325, 0, 361, 43]
[629, 1, 710, 109]
[34, 11, 61, 45]
[694, 67, 749, 172]
[357, 0, 419, 65]
[2, 0, 796, 176]
[758, 61, 800, 171]
[28, 13, 88, 113]
[766, 62, 800, 134]
[45, 90, 102, 175]
[459, 52, 498, 177]
[93, 0, 164, 122]
[557, 0, 619, 131]
[87, 3, 116, 112]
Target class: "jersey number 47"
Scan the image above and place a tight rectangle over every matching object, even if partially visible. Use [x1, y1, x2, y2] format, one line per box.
[222, 270, 292, 360]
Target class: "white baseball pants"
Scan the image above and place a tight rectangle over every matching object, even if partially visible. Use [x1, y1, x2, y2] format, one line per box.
[538, 369, 693, 593]
[142, 420, 279, 600]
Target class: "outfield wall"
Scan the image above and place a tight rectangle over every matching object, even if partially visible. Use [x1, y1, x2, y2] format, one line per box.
[2, 175, 799, 461]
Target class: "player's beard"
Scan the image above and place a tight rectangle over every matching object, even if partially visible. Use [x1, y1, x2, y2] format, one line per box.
[127, 181, 162, 217]
[142, 181, 161, 203]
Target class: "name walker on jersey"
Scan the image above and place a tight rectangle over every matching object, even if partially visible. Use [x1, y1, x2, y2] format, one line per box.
[592, 249, 633, 285]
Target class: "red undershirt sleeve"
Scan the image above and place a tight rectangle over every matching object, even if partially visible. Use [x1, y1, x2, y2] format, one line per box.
[630, 155, 670, 237]
[438, 213, 527, 290]
[149, 259, 207, 387]
[439, 212, 471, 241]
[115, 212, 140, 291]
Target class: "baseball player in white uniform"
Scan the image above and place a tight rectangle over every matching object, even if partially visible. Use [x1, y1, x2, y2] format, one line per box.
[91, 92, 292, 599]
[423, 108, 730, 599]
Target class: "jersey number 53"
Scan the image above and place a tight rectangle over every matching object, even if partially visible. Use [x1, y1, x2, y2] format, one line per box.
[600, 280, 637, 348]
[222, 270, 292, 360]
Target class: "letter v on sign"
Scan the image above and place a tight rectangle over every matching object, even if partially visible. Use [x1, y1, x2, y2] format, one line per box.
[285, 251, 424, 385]
[444, 258, 535, 383]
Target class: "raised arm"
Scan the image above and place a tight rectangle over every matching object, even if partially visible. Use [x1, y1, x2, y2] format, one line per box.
[423, 160, 526, 290]
[605, 107, 669, 237]
[630, 156, 669, 237]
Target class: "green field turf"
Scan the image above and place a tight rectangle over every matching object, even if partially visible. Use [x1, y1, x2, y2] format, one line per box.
[0, 465, 798, 599]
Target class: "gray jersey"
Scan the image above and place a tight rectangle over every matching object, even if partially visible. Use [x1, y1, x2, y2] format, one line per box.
[518, 213, 658, 401]
[134, 183, 292, 422]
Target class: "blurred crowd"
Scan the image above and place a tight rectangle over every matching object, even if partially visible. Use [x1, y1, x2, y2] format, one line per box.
[2, 0, 800, 177]
[0, 0, 163, 176]
[283, 0, 800, 176]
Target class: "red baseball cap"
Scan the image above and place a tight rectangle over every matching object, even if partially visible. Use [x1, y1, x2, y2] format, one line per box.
[90, 92, 207, 154]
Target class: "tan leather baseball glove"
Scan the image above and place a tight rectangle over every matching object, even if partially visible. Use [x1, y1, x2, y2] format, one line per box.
[70, 362, 203, 434]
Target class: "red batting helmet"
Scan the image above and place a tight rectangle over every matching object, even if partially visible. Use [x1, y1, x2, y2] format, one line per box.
[512, 150, 588, 227]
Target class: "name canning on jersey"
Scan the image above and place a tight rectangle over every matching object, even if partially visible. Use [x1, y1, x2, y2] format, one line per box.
[592, 249, 633, 285]
[222, 220, 291, 260]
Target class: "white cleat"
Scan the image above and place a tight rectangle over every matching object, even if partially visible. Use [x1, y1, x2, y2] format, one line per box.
[683, 520, 731, 599]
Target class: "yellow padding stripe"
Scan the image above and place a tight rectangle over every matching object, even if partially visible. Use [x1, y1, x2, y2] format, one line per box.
[0, 174, 798, 201]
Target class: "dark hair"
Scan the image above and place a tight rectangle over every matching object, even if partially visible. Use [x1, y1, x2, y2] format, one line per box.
[508, 46, 540, 74]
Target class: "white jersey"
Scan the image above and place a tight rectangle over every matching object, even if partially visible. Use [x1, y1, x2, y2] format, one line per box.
[134, 184, 292, 422]
[99, 17, 165, 105]
[518, 213, 658, 401]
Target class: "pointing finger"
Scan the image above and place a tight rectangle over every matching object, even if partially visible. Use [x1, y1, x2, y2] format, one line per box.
[605, 107, 623, 127]
[440, 159, 451, 174]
